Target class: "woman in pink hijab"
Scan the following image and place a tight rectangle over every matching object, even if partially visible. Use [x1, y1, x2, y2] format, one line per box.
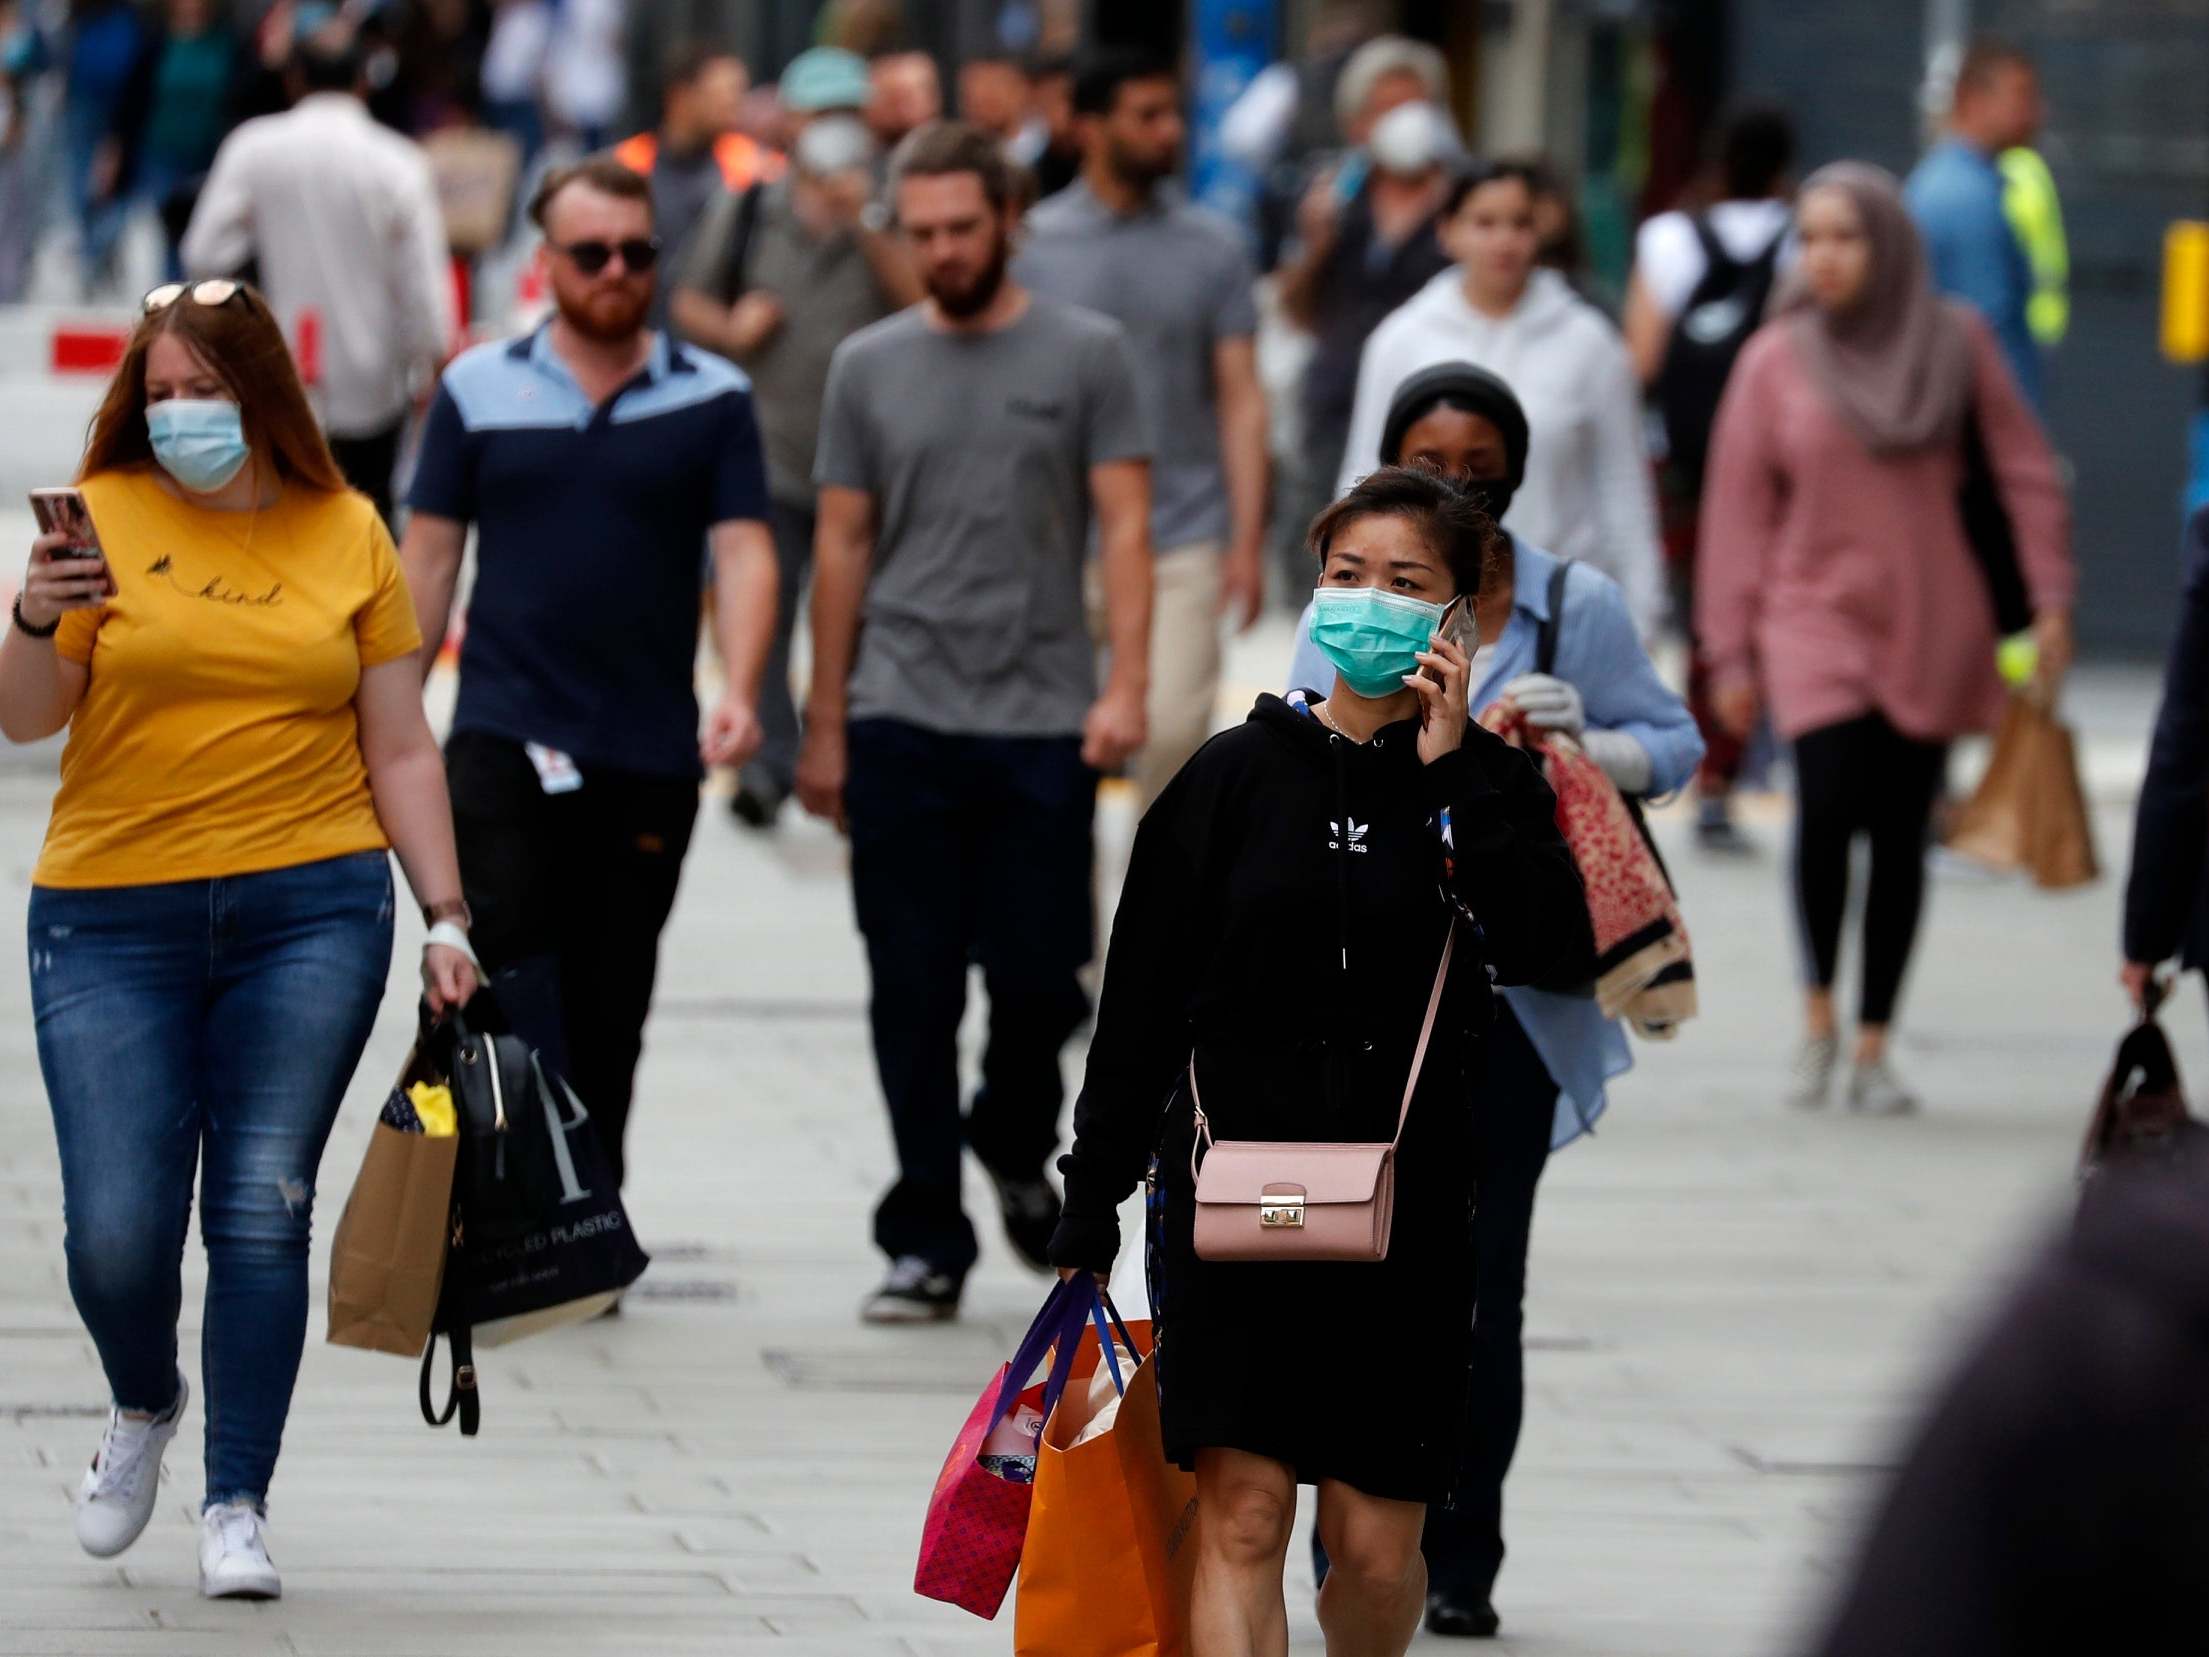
[1697, 161, 2073, 1116]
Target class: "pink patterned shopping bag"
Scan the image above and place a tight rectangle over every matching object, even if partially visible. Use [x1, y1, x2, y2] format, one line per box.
[915, 1278, 1100, 1616]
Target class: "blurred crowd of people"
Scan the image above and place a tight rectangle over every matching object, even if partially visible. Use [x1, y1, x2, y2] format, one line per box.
[20, 0, 2209, 1645]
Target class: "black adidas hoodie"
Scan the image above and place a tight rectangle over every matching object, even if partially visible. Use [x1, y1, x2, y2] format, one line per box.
[1050, 693, 1591, 1270]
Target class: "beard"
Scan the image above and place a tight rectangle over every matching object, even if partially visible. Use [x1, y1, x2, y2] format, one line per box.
[1108, 138, 1178, 191]
[926, 239, 1010, 320]
[555, 279, 652, 343]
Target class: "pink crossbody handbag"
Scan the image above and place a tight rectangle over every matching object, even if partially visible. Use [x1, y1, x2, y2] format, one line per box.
[1188, 924, 1456, 1263]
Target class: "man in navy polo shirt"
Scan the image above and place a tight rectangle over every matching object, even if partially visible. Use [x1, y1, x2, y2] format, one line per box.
[400, 156, 776, 1193]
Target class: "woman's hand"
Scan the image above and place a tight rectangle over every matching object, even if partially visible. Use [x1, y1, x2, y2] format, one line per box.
[422, 943, 479, 1013]
[21, 531, 110, 629]
[1500, 672, 1585, 737]
[1409, 631, 1471, 765]
[1713, 674, 1759, 741]
[2031, 609, 2074, 702]
[1056, 1266, 1112, 1287]
[2120, 960, 2161, 1012]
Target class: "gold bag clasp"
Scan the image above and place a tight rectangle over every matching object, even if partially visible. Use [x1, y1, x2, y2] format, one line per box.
[1259, 1193, 1306, 1228]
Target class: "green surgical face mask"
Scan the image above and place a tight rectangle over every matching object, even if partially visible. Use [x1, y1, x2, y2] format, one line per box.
[1308, 587, 1453, 699]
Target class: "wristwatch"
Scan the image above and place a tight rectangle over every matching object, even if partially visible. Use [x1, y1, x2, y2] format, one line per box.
[422, 897, 472, 929]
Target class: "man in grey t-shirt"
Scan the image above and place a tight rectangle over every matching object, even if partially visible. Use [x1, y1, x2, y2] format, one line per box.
[1016, 49, 1269, 810]
[799, 121, 1153, 1324]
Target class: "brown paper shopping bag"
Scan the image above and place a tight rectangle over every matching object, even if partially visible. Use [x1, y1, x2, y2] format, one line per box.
[1015, 1314, 1198, 1657]
[1945, 694, 2098, 891]
[327, 1119, 458, 1357]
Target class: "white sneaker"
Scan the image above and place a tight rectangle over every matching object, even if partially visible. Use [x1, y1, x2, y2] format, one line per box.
[75, 1375, 187, 1559]
[1786, 1035, 1840, 1110]
[1848, 1056, 1922, 1118]
[198, 1500, 282, 1600]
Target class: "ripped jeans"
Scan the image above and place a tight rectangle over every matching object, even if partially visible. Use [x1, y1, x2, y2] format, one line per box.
[30, 852, 394, 1510]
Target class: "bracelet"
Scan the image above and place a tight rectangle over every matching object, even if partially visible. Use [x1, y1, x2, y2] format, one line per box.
[421, 897, 472, 928]
[423, 919, 479, 967]
[11, 595, 59, 640]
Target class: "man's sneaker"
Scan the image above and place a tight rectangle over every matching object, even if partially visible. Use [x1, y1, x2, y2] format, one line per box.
[729, 775, 786, 830]
[198, 1500, 282, 1600]
[983, 1168, 1063, 1275]
[75, 1374, 187, 1559]
[1786, 1035, 1840, 1110]
[1848, 1056, 1921, 1117]
[862, 1256, 963, 1325]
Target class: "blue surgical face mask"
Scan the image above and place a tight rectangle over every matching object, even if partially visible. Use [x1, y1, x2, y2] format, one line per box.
[146, 399, 251, 493]
[1308, 587, 1455, 700]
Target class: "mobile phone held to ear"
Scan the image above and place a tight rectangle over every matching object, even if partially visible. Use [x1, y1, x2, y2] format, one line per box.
[28, 488, 118, 597]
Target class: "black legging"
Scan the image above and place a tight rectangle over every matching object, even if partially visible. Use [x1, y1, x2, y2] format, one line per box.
[1791, 713, 1950, 1027]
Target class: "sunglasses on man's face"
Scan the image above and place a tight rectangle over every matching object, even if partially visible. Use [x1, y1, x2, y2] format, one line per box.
[143, 278, 247, 314]
[551, 238, 661, 277]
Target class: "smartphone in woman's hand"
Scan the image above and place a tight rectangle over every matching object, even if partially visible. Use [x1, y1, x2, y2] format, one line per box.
[28, 488, 118, 597]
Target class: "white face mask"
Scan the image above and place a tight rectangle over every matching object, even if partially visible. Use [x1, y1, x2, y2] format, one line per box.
[1368, 102, 1459, 177]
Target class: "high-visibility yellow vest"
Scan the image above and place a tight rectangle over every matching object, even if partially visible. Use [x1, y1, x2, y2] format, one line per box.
[2000, 146, 2068, 347]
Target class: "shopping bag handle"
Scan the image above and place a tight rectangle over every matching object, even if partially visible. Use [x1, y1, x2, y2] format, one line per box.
[986, 1278, 1093, 1432]
[1081, 1284, 1140, 1397]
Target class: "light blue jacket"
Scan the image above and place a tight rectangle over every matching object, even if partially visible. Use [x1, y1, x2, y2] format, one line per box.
[1288, 537, 1704, 1149]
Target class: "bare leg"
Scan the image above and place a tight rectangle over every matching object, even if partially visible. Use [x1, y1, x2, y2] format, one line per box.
[1855, 1022, 1888, 1063]
[1191, 1448, 1298, 1657]
[1313, 1478, 1428, 1656]
[1805, 987, 1838, 1041]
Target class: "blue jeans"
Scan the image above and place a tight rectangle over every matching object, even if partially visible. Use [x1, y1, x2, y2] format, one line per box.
[30, 853, 395, 1510]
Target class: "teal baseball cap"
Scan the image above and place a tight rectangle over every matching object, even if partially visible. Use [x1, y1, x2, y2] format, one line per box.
[780, 47, 871, 114]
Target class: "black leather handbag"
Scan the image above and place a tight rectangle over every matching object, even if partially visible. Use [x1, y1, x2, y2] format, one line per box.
[418, 1000, 649, 1434]
[2080, 979, 2207, 1188]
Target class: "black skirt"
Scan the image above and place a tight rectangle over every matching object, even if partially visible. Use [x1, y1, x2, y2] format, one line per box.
[1145, 1080, 1477, 1505]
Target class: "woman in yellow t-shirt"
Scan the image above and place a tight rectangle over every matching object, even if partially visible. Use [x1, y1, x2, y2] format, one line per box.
[0, 280, 477, 1601]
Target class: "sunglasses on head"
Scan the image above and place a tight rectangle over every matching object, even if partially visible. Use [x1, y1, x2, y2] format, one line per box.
[143, 278, 246, 314]
[551, 238, 661, 276]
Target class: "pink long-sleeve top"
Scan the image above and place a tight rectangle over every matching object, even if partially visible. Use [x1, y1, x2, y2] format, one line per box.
[1695, 311, 2074, 744]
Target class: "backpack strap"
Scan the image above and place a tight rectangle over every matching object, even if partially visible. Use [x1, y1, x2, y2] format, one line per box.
[1535, 558, 1575, 677]
[1688, 212, 1734, 278]
[716, 180, 766, 305]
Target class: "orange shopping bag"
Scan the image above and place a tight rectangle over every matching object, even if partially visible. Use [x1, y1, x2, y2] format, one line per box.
[1014, 1296, 1198, 1657]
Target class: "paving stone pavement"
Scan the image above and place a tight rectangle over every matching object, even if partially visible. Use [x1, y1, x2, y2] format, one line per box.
[0, 615, 2184, 1656]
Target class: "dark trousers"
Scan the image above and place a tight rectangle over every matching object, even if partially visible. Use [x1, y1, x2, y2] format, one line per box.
[328, 422, 404, 531]
[445, 731, 700, 1189]
[741, 497, 815, 798]
[1314, 1005, 1558, 1599]
[1424, 1004, 1559, 1598]
[844, 717, 1096, 1275]
[1791, 713, 1950, 1027]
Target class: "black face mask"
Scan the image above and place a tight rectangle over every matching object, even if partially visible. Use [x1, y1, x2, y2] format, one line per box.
[1461, 477, 1516, 525]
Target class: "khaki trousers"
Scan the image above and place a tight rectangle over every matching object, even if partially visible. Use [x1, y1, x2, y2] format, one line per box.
[1087, 540, 1225, 812]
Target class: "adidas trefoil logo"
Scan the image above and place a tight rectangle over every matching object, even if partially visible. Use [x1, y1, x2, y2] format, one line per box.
[1328, 818, 1369, 855]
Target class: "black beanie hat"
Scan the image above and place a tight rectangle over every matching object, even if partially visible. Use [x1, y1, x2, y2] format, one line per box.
[1378, 361, 1531, 496]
